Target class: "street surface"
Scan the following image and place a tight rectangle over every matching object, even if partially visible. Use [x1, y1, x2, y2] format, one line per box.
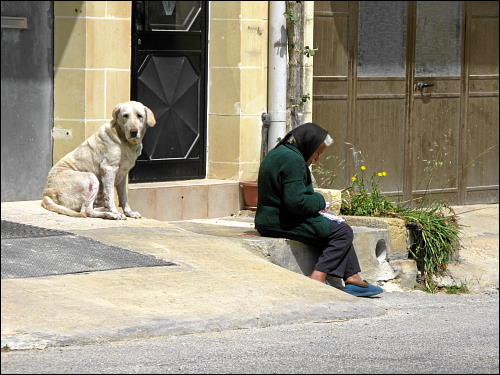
[2, 290, 498, 374]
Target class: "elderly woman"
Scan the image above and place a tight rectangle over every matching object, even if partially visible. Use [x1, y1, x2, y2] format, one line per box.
[255, 122, 383, 297]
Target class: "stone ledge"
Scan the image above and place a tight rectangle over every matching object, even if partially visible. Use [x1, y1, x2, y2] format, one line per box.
[311, 190, 409, 259]
[390, 259, 418, 290]
[315, 188, 342, 213]
[175, 217, 418, 288]
[240, 226, 397, 284]
[343, 215, 409, 258]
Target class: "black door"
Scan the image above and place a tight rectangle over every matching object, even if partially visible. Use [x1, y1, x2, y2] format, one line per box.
[130, 1, 208, 182]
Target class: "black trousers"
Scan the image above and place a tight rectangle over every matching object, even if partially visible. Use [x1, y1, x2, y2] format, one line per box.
[314, 221, 362, 279]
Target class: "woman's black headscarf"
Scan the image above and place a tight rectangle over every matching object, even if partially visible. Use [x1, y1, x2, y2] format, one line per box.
[275, 122, 329, 161]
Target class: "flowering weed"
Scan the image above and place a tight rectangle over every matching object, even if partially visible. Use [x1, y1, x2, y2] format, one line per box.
[339, 164, 461, 292]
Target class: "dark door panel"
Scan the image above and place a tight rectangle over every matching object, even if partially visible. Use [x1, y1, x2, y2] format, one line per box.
[137, 54, 201, 160]
[130, 1, 207, 182]
[135, 33, 202, 51]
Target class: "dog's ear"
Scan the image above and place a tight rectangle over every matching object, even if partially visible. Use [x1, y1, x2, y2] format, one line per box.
[145, 106, 156, 127]
[112, 103, 122, 126]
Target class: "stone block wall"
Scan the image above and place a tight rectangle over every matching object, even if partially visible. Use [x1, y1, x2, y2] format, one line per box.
[207, 1, 268, 181]
[53, 1, 131, 163]
[51, 1, 317, 185]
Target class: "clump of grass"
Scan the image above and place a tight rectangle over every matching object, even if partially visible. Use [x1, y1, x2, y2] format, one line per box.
[339, 165, 462, 291]
[396, 202, 461, 291]
[421, 278, 469, 294]
[442, 283, 469, 294]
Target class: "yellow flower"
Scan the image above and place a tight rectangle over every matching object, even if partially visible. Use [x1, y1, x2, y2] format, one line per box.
[360, 166, 366, 171]
[377, 172, 383, 177]
[351, 176, 357, 182]
[382, 171, 387, 176]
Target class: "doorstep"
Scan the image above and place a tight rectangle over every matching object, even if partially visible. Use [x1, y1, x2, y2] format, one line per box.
[127, 179, 241, 221]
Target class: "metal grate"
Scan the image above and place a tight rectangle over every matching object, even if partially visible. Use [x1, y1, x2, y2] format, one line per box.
[1, 220, 176, 279]
[1, 220, 71, 239]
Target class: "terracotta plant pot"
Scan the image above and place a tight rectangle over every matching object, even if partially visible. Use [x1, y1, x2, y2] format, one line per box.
[239, 181, 258, 211]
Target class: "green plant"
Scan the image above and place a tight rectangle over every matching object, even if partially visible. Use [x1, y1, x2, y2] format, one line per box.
[338, 164, 462, 291]
[414, 276, 437, 293]
[442, 283, 469, 294]
[400, 202, 460, 269]
[285, 1, 314, 131]
[341, 166, 395, 217]
[300, 93, 310, 103]
[398, 202, 461, 292]
[291, 93, 311, 108]
[300, 45, 318, 57]
[283, 7, 298, 24]
[312, 154, 345, 188]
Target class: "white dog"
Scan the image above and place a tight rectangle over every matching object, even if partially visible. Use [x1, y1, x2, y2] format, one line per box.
[42, 101, 156, 219]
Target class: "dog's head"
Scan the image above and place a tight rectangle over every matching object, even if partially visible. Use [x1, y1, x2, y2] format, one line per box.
[112, 101, 156, 145]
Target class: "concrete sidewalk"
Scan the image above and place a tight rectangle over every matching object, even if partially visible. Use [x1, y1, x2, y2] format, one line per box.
[1, 201, 384, 350]
[1, 201, 498, 350]
[439, 204, 499, 292]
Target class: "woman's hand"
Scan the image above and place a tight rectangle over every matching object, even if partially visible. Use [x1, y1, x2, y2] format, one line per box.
[320, 201, 330, 213]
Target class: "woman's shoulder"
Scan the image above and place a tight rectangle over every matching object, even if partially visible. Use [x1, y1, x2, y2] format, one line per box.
[261, 145, 306, 178]
[268, 144, 303, 161]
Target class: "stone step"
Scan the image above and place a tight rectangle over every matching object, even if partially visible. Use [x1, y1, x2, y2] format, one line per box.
[240, 225, 397, 284]
[126, 179, 241, 221]
[173, 217, 416, 287]
[126, 183, 344, 223]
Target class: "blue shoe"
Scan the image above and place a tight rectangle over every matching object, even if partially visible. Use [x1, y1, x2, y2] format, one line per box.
[342, 281, 383, 297]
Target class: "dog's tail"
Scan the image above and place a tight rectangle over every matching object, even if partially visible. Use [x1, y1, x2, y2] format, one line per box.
[41, 194, 87, 218]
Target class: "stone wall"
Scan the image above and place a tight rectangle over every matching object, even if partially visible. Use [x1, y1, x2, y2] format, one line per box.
[207, 2, 269, 181]
[53, 1, 131, 163]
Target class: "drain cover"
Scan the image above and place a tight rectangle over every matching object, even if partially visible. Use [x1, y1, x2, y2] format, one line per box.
[1, 220, 175, 279]
[1, 220, 71, 239]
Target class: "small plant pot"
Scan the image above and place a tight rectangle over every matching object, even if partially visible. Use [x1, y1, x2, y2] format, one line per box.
[240, 181, 258, 211]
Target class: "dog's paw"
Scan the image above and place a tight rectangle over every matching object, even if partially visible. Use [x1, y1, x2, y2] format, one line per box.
[106, 211, 127, 220]
[124, 210, 142, 218]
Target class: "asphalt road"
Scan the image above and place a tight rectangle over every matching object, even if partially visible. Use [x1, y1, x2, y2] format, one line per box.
[2, 290, 498, 374]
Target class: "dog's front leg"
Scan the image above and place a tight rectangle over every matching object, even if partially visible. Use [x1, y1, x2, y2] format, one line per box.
[101, 166, 126, 220]
[117, 176, 141, 218]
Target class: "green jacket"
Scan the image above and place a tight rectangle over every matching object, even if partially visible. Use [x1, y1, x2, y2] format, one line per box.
[255, 143, 332, 245]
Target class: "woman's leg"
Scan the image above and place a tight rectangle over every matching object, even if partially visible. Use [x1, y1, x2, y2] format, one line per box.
[310, 221, 364, 284]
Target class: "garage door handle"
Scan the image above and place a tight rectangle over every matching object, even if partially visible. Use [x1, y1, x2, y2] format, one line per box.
[415, 82, 435, 89]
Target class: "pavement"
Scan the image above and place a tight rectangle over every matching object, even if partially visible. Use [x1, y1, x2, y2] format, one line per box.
[1, 200, 498, 350]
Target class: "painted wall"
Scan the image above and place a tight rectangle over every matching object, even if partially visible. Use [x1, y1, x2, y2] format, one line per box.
[1, 1, 53, 201]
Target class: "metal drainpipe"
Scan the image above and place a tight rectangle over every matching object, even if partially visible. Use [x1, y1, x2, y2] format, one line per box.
[267, 1, 288, 152]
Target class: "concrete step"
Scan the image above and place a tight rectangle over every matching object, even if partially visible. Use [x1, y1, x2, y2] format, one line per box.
[173, 217, 416, 287]
[127, 179, 241, 221]
[237, 225, 397, 284]
[126, 183, 344, 224]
